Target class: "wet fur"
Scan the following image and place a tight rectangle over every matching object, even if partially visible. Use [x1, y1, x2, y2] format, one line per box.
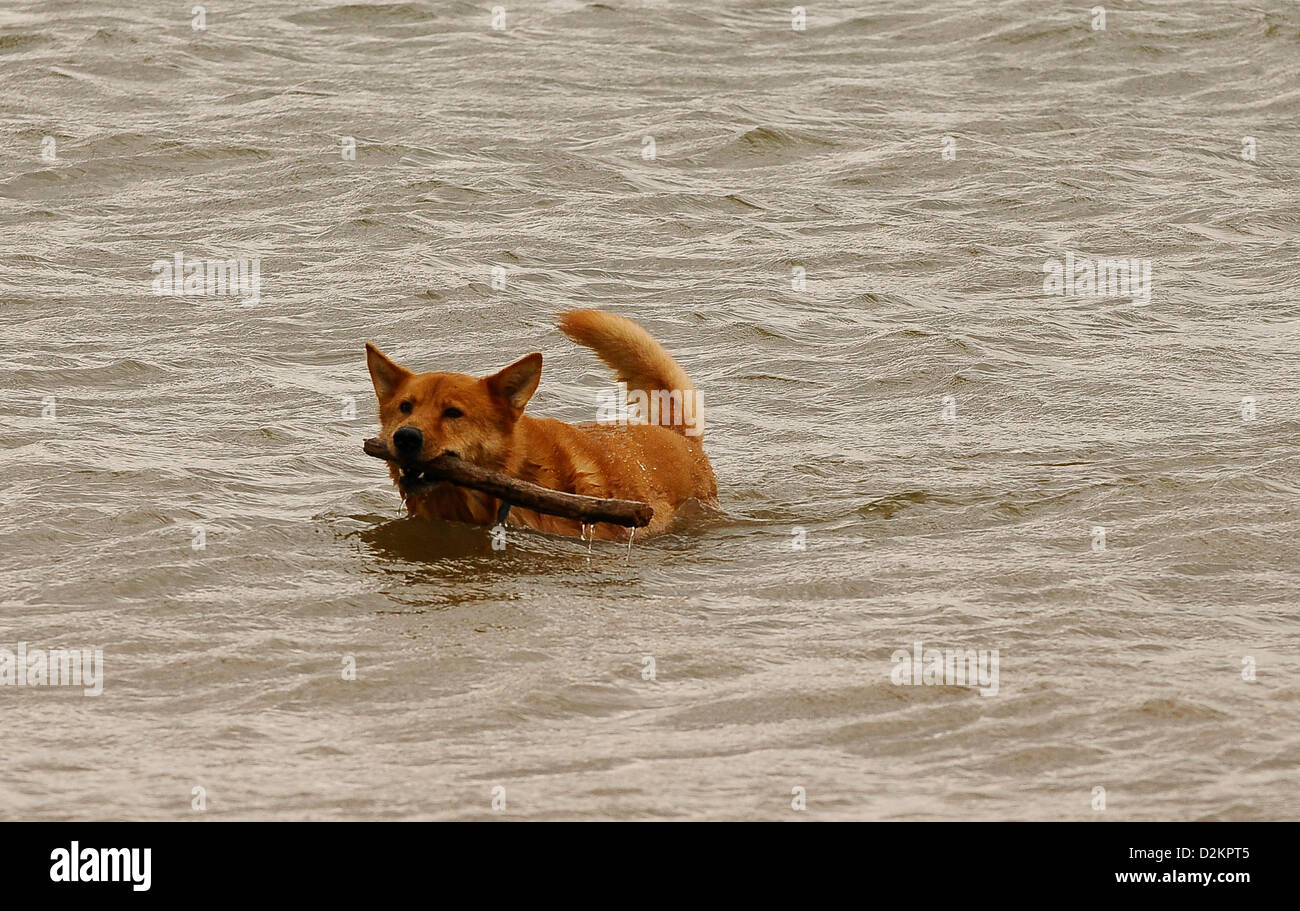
[365, 310, 717, 540]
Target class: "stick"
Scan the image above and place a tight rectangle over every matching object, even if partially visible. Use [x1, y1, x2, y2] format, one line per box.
[362, 437, 653, 529]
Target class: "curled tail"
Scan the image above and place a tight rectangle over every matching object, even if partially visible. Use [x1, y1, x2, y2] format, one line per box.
[558, 309, 704, 439]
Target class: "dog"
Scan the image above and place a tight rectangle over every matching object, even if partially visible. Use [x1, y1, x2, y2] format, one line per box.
[365, 309, 717, 540]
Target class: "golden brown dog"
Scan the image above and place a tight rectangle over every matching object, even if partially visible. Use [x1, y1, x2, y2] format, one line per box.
[365, 310, 717, 540]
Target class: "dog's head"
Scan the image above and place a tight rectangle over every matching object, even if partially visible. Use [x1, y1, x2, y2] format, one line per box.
[365, 343, 542, 486]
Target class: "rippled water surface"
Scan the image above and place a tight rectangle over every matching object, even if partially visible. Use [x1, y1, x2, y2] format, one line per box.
[1, 0, 1298, 820]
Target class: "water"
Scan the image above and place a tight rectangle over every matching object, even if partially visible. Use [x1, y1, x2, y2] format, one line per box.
[1, 0, 1297, 820]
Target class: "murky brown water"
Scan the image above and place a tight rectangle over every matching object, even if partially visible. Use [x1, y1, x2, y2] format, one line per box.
[1, 0, 1297, 820]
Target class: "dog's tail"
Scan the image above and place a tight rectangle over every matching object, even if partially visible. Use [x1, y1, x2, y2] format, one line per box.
[558, 309, 704, 440]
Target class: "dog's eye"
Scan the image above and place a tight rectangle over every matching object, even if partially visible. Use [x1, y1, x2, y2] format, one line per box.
[399, 401, 413, 414]
[442, 407, 463, 419]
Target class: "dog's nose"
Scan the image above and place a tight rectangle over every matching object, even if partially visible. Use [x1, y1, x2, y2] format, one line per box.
[392, 426, 423, 457]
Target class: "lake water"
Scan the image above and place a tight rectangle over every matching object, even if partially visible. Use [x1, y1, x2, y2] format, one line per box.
[1, 0, 1297, 820]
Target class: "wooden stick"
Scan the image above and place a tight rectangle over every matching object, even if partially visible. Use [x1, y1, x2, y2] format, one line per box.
[362, 437, 653, 528]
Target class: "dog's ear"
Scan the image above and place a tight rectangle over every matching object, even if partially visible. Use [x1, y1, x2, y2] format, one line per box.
[365, 343, 410, 401]
[485, 352, 542, 415]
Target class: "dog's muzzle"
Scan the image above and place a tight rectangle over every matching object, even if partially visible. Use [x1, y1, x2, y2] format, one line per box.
[396, 450, 460, 495]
